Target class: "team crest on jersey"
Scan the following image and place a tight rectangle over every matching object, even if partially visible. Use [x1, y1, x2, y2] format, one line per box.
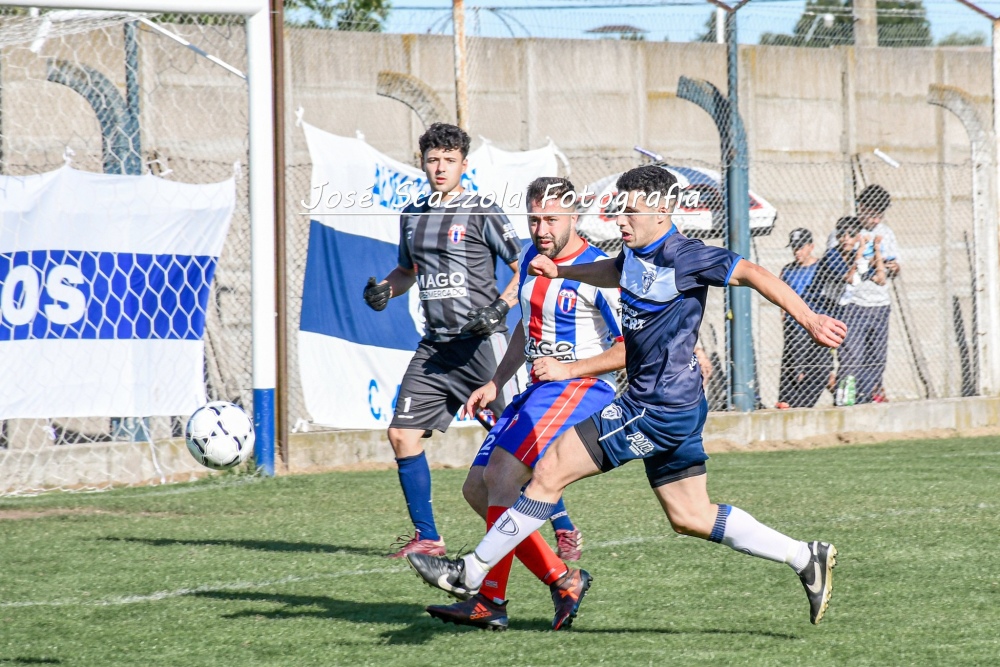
[557, 288, 578, 313]
[449, 224, 466, 244]
[641, 269, 656, 294]
[601, 404, 623, 420]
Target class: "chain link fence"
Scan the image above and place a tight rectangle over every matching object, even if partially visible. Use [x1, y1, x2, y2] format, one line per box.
[0, 9, 252, 493]
[0, 1, 995, 493]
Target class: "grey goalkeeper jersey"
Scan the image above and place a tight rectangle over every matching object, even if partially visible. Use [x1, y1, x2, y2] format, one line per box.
[398, 192, 522, 342]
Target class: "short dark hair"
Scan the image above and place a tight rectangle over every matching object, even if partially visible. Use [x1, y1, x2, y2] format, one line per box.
[615, 165, 678, 204]
[857, 184, 890, 214]
[835, 216, 862, 238]
[418, 123, 470, 158]
[526, 176, 575, 209]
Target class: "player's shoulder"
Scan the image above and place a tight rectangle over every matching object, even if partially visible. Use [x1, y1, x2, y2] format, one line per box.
[518, 242, 538, 266]
[579, 241, 610, 262]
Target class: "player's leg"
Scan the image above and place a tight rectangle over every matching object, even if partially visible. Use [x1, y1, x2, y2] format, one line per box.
[385, 343, 457, 558]
[408, 423, 602, 600]
[645, 400, 837, 624]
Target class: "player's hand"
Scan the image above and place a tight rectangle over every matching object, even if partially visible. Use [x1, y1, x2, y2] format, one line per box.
[363, 277, 391, 311]
[465, 380, 498, 418]
[528, 255, 559, 279]
[460, 298, 510, 336]
[806, 313, 847, 349]
[532, 356, 573, 382]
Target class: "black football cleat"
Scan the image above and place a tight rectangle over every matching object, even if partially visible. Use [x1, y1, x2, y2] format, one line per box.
[407, 553, 480, 601]
[550, 568, 592, 630]
[426, 593, 509, 631]
[798, 541, 837, 625]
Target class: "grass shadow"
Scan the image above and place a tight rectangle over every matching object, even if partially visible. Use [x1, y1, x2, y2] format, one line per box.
[194, 590, 474, 645]
[511, 618, 801, 640]
[100, 536, 386, 558]
[0, 659, 62, 664]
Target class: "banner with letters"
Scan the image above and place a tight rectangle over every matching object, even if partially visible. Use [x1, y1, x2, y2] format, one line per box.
[298, 122, 560, 429]
[0, 166, 234, 419]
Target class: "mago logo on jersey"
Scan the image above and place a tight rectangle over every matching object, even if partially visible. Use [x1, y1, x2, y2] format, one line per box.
[601, 404, 623, 420]
[557, 288, 578, 313]
[449, 224, 466, 244]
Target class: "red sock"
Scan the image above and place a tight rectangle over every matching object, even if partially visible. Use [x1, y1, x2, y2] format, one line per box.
[480, 506, 570, 603]
[516, 530, 569, 586]
[481, 506, 515, 602]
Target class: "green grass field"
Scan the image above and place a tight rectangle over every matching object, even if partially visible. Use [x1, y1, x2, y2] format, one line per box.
[2, 436, 998, 666]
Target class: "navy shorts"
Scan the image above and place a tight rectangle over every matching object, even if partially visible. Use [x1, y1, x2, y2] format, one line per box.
[472, 378, 616, 468]
[574, 394, 709, 488]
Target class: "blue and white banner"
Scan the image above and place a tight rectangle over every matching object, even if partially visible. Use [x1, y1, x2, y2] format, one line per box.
[0, 166, 234, 419]
[298, 122, 559, 428]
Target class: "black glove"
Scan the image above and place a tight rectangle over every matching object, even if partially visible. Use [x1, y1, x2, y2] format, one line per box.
[363, 276, 391, 311]
[460, 298, 510, 336]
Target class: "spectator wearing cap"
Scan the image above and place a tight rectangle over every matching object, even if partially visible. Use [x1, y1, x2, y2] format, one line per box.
[776, 228, 833, 408]
[826, 185, 899, 404]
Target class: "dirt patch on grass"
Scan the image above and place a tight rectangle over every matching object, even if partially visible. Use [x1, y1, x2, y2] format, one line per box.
[705, 426, 1000, 453]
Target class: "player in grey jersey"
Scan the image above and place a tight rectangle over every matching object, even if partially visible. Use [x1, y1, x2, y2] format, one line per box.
[364, 123, 562, 558]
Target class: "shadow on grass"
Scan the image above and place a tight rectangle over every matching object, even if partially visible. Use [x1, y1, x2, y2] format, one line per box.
[100, 536, 386, 558]
[194, 591, 475, 645]
[0, 659, 61, 664]
[511, 618, 801, 640]
[194, 590, 801, 644]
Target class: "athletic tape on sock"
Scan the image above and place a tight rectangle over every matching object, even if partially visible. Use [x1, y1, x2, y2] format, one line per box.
[709, 503, 731, 543]
[512, 494, 558, 521]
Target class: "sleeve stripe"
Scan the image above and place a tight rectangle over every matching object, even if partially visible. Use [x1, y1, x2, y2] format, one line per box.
[723, 255, 743, 286]
[595, 290, 623, 338]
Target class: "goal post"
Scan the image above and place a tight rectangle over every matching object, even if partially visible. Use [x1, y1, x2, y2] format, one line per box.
[0, 0, 277, 489]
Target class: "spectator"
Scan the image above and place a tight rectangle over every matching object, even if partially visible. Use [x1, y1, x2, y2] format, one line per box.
[827, 185, 898, 404]
[776, 228, 834, 408]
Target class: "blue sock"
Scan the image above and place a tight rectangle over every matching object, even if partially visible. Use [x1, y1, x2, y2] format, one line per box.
[395, 452, 439, 541]
[549, 497, 575, 532]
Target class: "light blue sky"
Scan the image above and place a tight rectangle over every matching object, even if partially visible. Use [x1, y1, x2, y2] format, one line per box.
[361, 0, 997, 45]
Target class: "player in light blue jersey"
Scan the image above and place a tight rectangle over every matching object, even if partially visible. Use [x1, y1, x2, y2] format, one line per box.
[408, 165, 849, 626]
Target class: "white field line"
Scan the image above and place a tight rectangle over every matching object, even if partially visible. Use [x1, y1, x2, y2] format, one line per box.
[4, 503, 994, 609]
[0, 567, 406, 609]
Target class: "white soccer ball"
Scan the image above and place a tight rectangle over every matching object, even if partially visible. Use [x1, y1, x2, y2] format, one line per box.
[185, 401, 255, 470]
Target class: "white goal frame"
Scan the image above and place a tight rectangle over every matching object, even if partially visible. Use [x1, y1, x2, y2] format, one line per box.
[2, 0, 278, 473]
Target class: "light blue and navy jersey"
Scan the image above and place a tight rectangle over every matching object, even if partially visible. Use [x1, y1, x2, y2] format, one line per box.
[779, 261, 821, 313]
[614, 226, 741, 411]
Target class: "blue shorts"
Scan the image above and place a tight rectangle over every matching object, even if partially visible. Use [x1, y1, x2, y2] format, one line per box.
[574, 393, 709, 488]
[472, 378, 616, 469]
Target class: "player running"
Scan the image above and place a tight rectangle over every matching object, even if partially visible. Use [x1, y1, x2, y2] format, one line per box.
[363, 124, 582, 558]
[426, 177, 625, 631]
[408, 165, 848, 626]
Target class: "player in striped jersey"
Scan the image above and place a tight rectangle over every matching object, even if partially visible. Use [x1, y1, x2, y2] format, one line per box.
[422, 177, 625, 631]
[408, 166, 848, 627]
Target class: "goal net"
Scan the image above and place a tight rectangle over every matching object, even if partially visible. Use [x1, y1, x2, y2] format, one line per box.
[0, 5, 255, 495]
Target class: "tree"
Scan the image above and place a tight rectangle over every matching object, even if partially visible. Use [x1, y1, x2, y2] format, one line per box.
[758, 0, 931, 48]
[937, 31, 987, 46]
[284, 0, 391, 32]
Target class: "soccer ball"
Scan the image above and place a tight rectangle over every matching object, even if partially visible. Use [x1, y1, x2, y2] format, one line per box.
[185, 401, 255, 470]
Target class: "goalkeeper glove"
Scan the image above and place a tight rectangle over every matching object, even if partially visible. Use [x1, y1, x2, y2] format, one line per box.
[460, 298, 510, 336]
[363, 276, 391, 311]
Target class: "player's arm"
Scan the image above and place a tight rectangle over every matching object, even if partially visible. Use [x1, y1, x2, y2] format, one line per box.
[729, 259, 846, 349]
[466, 322, 526, 415]
[463, 204, 522, 335]
[528, 255, 621, 288]
[532, 340, 626, 383]
[363, 265, 415, 311]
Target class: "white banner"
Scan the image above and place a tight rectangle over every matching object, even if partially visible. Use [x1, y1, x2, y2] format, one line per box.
[0, 166, 235, 419]
[298, 123, 558, 429]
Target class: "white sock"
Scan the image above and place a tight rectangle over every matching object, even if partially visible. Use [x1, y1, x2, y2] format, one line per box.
[713, 505, 811, 572]
[463, 494, 556, 589]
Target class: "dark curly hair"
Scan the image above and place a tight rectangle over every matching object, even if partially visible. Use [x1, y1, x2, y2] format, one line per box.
[418, 123, 471, 158]
[615, 165, 678, 204]
[526, 176, 576, 209]
[857, 184, 890, 215]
